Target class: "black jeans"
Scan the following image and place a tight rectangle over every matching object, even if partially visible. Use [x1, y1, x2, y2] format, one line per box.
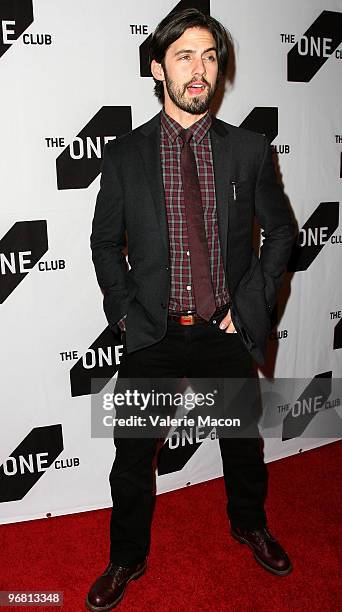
[109, 316, 268, 565]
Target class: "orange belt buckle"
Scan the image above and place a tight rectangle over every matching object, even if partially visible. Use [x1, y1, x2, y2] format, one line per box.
[179, 314, 195, 326]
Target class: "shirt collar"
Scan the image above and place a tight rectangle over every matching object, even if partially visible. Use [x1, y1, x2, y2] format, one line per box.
[160, 108, 212, 144]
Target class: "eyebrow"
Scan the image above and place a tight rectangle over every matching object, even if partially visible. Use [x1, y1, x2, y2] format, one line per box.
[174, 46, 217, 57]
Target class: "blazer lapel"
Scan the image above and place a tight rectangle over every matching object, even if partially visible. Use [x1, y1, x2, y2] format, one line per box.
[210, 118, 232, 270]
[138, 113, 169, 259]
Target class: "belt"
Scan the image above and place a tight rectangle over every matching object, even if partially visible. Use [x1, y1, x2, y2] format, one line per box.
[168, 303, 230, 326]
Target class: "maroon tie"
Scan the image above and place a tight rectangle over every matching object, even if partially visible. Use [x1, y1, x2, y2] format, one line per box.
[180, 128, 216, 321]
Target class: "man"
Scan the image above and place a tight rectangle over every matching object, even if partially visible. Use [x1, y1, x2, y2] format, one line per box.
[87, 8, 295, 611]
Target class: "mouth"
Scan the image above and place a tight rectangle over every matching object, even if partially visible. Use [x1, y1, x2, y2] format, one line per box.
[186, 81, 208, 96]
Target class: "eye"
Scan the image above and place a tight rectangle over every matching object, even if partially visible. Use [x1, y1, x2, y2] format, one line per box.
[179, 55, 191, 61]
[204, 54, 216, 62]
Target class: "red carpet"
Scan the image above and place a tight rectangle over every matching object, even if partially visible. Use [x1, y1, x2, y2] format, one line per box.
[1, 441, 341, 612]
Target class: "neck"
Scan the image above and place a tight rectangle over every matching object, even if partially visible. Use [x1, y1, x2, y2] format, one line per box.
[163, 100, 208, 128]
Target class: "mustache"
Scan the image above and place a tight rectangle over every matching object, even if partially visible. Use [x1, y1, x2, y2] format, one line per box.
[183, 77, 211, 93]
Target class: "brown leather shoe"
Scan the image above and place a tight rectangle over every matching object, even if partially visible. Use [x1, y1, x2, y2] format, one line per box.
[86, 559, 147, 610]
[231, 526, 292, 576]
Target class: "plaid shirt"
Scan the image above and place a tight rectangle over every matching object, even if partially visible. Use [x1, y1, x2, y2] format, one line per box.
[160, 109, 229, 313]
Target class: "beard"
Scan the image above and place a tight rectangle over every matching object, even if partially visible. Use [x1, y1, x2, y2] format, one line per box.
[163, 68, 219, 115]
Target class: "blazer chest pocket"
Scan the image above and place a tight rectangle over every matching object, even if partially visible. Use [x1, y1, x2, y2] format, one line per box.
[228, 179, 254, 204]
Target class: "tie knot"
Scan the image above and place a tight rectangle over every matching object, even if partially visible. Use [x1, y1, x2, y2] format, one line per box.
[179, 128, 193, 144]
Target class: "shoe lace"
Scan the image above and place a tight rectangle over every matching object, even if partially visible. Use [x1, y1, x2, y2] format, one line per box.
[252, 527, 276, 543]
[104, 563, 128, 581]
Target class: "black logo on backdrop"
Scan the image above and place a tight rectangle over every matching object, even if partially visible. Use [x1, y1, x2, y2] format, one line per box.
[0, 0, 33, 58]
[334, 318, 342, 350]
[287, 10, 342, 82]
[70, 326, 124, 397]
[239, 107, 278, 143]
[56, 107, 132, 190]
[158, 425, 214, 475]
[287, 202, 339, 271]
[0, 220, 48, 303]
[282, 373, 332, 441]
[0, 425, 63, 502]
[139, 0, 210, 76]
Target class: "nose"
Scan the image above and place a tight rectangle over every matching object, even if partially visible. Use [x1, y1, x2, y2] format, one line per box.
[191, 55, 206, 78]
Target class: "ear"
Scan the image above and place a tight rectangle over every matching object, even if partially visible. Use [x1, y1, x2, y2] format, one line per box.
[151, 59, 165, 82]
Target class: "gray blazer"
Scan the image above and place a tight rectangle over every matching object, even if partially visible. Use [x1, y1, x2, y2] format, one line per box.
[90, 112, 295, 365]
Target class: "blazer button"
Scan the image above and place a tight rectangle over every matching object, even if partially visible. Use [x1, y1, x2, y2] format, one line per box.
[161, 303, 166, 309]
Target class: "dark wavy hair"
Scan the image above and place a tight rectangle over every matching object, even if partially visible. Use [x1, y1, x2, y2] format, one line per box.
[149, 8, 232, 104]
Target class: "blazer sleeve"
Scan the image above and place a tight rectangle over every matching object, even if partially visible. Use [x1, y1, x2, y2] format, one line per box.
[255, 136, 296, 310]
[90, 143, 129, 328]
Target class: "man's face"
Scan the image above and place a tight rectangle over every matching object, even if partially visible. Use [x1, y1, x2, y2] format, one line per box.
[158, 27, 220, 115]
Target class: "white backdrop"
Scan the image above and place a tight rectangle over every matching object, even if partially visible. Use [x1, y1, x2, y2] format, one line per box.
[0, 0, 341, 524]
